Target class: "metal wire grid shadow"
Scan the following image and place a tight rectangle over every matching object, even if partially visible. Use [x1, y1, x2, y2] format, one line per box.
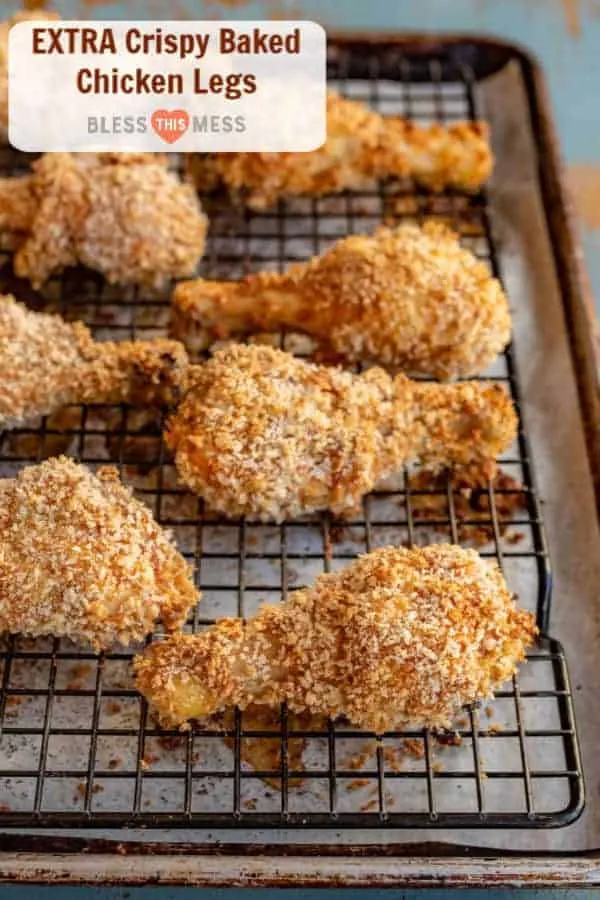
[0, 44, 584, 829]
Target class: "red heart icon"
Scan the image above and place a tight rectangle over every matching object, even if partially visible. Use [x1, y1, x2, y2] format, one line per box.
[151, 109, 190, 144]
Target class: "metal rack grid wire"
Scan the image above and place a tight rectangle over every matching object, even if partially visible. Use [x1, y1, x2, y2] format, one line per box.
[0, 44, 584, 829]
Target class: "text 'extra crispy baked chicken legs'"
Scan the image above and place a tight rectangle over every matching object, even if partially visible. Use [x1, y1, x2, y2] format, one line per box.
[0, 295, 188, 430]
[135, 544, 536, 733]
[187, 91, 493, 209]
[165, 343, 517, 521]
[0, 153, 207, 288]
[173, 222, 511, 378]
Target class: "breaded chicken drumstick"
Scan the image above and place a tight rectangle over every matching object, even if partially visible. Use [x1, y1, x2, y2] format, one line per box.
[166, 344, 517, 521]
[135, 544, 535, 732]
[0, 153, 207, 287]
[0, 10, 60, 143]
[0, 457, 199, 649]
[187, 91, 493, 209]
[173, 222, 510, 378]
[0, 295, 188, 430]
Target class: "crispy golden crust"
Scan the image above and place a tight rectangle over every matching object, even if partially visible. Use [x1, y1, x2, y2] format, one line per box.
[187, 92, 493, 209]
[165, 344, 517, 521]
[0, 154, 168, 236]
[0, 10, 60, 143]
[172, 222, 511, 378]
[0, 153, 207, 288]
[0, 295, 188, 429]
[134, 544, 536, 732]
[0, 457, 199, 649]
[0, 175, 36, 235]
[94, 152, 170, 166]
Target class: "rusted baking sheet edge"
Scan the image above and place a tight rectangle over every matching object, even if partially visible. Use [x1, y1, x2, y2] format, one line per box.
[0, 31, 598, 885]
[515, 41, 600, 509]
[0, 850, 600, 888]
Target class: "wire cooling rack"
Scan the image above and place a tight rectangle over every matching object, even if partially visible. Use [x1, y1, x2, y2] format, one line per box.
[0, 44, 583, 829]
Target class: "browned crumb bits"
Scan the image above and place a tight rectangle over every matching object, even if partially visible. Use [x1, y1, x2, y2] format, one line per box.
[409, 469, 527, 547]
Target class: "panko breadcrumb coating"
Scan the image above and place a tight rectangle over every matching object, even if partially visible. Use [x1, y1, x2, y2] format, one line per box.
[0, 153, 207, 288]
[0, 174, 36, 236]
[0, 10, 60, 143]
[165, 344, 517, 521]
[0, 295, 188, 430]
[172, 222, 510, 378]
[0, 457, 199, 649]
[187, 91, 493, 209]
[0, 153, 168, 235]
[134, 544, 536, 732]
